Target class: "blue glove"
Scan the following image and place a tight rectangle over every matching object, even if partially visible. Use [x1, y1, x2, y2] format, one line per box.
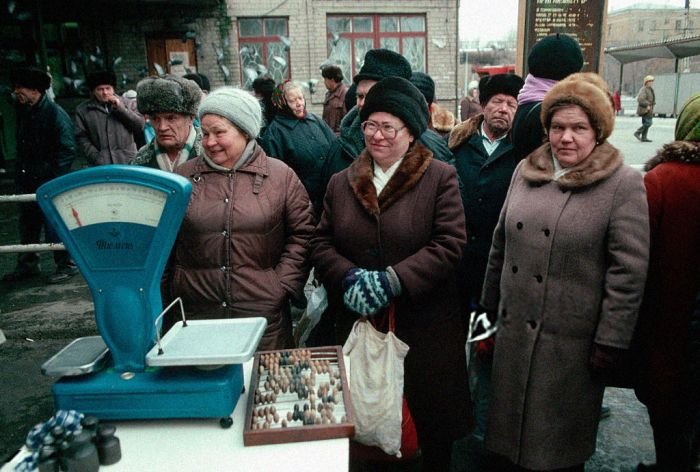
[343, 268, 395, 316]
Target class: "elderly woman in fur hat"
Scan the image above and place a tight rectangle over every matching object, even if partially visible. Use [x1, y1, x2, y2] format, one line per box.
[311, 77, 469, 470]
[479, 72, 650, 471]
[633, 93, 700, 472]
[164, 87, 315, 350]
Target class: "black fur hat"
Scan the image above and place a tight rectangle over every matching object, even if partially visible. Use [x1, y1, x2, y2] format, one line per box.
[353, 49, 412, 84]
[410, 72, 435, 105]
[136, 75, 202, 116]
[360, 77, 428, 138]
[10, 67, 51, 92]
[479, 74, 524, 106]
[527, 33, 583, 81]
[86, 70, 117, 90]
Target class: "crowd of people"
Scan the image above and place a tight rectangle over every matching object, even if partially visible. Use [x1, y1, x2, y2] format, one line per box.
[2, 33, 699, 472]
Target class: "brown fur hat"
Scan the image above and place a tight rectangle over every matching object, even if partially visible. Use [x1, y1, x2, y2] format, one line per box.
[541, 72, 614, 142]
[431, 104, 456, 134]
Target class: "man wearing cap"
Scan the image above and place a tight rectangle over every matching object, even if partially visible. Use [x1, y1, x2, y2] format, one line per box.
[74, 70, 145, 166]
[512, 33, 583, 160]
[447, 73, 524, 451]
[3, 67, 78, 283]
[635, 75, 656, 142]
[320, 64, 348, 135]
[130, 75, 203, 171]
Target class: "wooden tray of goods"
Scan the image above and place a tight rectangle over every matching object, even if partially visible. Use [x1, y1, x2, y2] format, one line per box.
[243, 346, 355, 446]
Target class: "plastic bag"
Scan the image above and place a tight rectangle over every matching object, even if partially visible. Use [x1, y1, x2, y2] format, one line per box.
[294, 277, 328, 347]
[343, 316, 409, 457]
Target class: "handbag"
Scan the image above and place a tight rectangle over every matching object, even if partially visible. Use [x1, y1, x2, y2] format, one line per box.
[343, 303, 419, 460]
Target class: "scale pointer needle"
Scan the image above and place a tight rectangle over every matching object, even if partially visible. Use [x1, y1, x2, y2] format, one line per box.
[71, 207, 83, 227]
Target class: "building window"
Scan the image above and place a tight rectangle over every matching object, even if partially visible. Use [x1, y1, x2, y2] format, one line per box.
[638, 20, 644, 32]
[238, 17, 290, 89]
[675, 19, 682, 32]
[326, 14, 426, 83]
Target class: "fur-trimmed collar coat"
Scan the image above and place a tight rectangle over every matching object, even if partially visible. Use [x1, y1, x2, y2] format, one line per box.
[520, 141, 622, 189]
[481, 142, 649, 469]
[634, 140, 700, 419]
[311, 141, 471, 446]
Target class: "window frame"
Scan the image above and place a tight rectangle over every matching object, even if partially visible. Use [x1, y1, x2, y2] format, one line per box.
[326, 14, 427, 80]
[237, 17, 291, 88]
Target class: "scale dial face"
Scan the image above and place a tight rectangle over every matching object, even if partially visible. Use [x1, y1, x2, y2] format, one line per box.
[52, 183, 167, 230]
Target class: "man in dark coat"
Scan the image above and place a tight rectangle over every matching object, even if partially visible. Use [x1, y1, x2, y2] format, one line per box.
[320, 65, 348, 135]
[74, 69, 145, 165]
[447, 73, 523, 455]
[3, 67, 77, 283]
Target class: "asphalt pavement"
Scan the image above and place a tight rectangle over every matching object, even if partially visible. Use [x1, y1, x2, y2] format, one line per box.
[0, 115, 675, 470]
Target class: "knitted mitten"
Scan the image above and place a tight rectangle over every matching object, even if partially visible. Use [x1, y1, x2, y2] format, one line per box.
[342, 268, 394, 316]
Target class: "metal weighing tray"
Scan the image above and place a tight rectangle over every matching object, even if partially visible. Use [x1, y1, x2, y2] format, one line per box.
[145, 317, 267, 367]
[42, 336, 109, 377]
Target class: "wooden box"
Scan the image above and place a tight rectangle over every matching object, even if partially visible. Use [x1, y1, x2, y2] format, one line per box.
[243, 346, 355, 446]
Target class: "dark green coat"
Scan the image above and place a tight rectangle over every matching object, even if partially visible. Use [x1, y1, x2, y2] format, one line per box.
[260, 111, 335, 210]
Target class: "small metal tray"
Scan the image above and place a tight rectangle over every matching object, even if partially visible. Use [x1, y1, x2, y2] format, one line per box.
[42, 336, 109, 377]
[145, 317, 267, 367]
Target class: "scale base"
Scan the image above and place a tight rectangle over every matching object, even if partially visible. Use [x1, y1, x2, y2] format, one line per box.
[52, 364, 243, 423]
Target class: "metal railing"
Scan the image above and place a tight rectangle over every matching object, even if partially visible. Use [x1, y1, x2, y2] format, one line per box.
[0, 193, 66, 253]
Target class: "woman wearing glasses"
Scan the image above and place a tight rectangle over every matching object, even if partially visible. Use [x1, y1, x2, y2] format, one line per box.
[311, 77, 470, 471]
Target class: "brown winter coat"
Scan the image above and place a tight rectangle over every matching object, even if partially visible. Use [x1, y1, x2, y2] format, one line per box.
[311, 142, 471, 453]
[481, 142, 650, 469]
[322, 82, 348, 135]
[74, 97, 145, 165]
[168, 143, 315, 351]
[636, 84, 655, 117]
[635, 141, 700, 418]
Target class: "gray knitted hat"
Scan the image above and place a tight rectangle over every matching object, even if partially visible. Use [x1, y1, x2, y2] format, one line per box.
[198, 87, 262, 139]
[136, 75, 201, 116]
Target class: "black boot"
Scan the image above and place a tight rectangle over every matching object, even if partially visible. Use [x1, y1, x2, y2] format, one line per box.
[634, 128, 643, 141]
[641, 127, 652, 142]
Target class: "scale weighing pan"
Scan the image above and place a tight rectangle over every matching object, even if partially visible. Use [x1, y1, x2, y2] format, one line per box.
[146, 317, 267, 367]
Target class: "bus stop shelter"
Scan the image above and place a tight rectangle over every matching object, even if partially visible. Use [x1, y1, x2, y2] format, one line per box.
[606, 34, 700, 115]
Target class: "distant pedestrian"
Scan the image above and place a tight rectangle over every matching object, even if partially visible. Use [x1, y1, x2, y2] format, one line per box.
[634, 75, 656, 142]
[74, 69, 145, 165]
[511, 33, 583, 160]
[613, 89, 622, 115]
[3, 67, 78, 284]
[460, 80, 482, 121]
[321, 65, 348, 135]
[634, 93, 700, 472]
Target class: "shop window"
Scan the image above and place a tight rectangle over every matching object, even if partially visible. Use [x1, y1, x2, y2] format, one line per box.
[326, 14, 426, 83]
[238, 17, 290, 89]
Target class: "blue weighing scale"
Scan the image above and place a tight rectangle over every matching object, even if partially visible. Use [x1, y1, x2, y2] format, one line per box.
[37, 166, 266, 427]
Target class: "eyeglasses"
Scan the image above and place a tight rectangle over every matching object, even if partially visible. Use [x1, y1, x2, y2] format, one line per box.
[361, 121, 406, 139]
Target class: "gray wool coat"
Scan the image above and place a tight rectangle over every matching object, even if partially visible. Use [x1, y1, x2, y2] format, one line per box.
[481, 142, 650, 469]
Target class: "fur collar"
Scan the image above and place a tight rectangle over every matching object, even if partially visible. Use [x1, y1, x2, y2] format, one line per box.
[520, 141, 623, 189]
[644, 141, 700, 172]
[448, 114, 483, 150]
[347, 141, 433, 216]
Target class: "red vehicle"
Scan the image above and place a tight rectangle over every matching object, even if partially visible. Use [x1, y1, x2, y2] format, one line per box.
[475, 65, 516, 77]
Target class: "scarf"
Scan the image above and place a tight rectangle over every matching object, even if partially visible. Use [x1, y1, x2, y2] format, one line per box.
[155, 126, 197, 172]
[518, 74, 558, 105]
[202, 139, 256, 171]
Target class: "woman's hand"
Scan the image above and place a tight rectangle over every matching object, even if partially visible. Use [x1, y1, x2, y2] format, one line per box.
[342, 268, 395, 316]
[589, 343, 627, 382]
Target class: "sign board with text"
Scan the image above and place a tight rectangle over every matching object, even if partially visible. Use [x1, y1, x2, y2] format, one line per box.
[518, 0, 607, 75]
